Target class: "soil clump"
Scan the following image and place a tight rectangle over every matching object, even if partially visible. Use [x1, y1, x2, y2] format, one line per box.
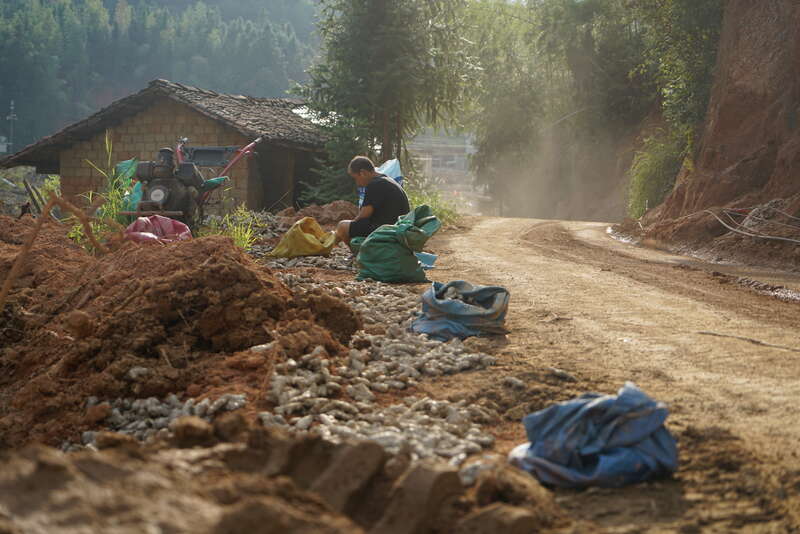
[0, 420, 564, 534]
[0, 217, 359, 448]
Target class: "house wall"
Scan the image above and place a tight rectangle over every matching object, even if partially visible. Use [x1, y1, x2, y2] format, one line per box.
[58, 97, 252, 211]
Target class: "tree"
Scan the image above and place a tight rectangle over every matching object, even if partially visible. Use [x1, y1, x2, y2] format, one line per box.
[301, 0, 475, 162]
[0, 0, 318, 150]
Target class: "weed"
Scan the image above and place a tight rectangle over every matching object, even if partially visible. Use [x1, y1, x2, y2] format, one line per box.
[68, 130, 137, 250]
[198, 204, 257, 250]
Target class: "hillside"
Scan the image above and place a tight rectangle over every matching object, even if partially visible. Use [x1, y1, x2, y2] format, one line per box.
[643, 0, 800, 268]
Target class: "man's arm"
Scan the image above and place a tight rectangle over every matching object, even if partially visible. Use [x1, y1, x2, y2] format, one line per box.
[353, 204, 374, 221]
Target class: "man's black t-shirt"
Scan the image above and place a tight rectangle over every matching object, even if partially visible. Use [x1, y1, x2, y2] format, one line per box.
[363, 174, 410, 227]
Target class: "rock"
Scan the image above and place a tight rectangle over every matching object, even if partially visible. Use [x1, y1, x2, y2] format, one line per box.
[504, 404, 530, 422]
[214, 412, 248, 442]
[346, 383, 376, 403]
[370, 462, 463, 534]
[94, 431, 141, 451]
[125, 367, 151, 382]
[84, 402, 112, 425]
[171, 416, 215, 448]
[474, 464, 560, 527]
[295, 415, 314, 431]
[311, 441, 386, 512]
[213, 497, 360, 534]
[81, 431, 96, 446]
[502, 376, 525, 390]
[453, 503, 539, 534]
[284, 435, 337, 489]
[65, 310, 94, 339]
[548, 367, 577, 382]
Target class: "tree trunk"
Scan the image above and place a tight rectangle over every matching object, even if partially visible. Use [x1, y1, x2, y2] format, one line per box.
[381, 110, 393, 161]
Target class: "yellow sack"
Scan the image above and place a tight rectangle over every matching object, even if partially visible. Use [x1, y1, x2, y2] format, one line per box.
[267, 216, 336, 258]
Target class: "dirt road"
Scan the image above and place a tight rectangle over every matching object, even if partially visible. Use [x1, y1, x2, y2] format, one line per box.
[428, 217, 800, 532]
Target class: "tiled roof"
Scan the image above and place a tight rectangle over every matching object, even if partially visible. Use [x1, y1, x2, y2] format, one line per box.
[0, 79, 324, 170]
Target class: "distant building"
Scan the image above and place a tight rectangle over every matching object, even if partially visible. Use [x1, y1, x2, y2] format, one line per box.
[0, 79, 325, 211]
[407, 129, 476, 186]
[407, 129, 495, 213]
[0, 136, 9, 155]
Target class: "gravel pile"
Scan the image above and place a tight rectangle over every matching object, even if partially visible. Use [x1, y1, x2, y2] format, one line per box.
[257, 245, 356, 271]
[71, 274, 501, 465]
[261, 272, 499, 465]
[71, 393, 246, 450]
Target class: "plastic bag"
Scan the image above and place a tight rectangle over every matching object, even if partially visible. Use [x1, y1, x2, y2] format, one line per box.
[267, 216, 336, 258]
[410, 280, 509, 341]
[123, 181, 143, 213]
[124, 215, 193, 244]
[508, 382, 678, 488]
[356, 205, 441, 283]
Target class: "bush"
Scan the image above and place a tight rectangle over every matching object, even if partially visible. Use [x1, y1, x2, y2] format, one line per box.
[627, 131, 685, 218]
[404, 174, 461, 226]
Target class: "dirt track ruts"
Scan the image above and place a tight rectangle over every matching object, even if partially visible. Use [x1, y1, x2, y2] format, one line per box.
[429, 216, 800, 532]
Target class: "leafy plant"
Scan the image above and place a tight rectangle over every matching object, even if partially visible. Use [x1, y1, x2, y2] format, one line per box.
[404, 174, 461, 226]
[198, 204, 257, 250]
[300, 0, 475, 162]
[41, 175, 61, 198]
[84, 130, 137, 226]
[627, 131, 685, 218]
[67, 130, 137, 250]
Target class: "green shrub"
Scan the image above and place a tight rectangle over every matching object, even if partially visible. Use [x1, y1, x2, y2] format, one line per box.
[627, 132, 685, 218]
[41, 175, 61, 198]
[404, 174, 461, 227]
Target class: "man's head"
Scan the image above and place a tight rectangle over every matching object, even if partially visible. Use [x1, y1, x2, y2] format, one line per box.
[348, 156, 377, 186]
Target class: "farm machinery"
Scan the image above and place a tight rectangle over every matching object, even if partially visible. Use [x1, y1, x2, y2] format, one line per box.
[121, 136, 263, 227]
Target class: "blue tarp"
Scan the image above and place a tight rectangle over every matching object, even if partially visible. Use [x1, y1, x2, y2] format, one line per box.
[410, 280, 510, 341]
[508, 382, 678, 488]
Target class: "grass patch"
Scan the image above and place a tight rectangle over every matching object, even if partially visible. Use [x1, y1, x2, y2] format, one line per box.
[627, 131, 685, 218]
[198, 204, 258, 250]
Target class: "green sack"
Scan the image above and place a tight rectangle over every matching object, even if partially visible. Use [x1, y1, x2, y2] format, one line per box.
[356, 205, 441, 283]
[349, 236, 365, 255]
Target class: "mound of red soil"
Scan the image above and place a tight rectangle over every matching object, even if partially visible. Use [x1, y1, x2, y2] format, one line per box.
[278, 200, 359, 226]
[0, 217, 361, 447]
[643, 1, 800, 268]
[0, 422, 562, 534]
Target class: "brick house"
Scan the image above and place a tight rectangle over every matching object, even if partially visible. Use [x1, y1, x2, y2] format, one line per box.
[0, 79, 325, 211]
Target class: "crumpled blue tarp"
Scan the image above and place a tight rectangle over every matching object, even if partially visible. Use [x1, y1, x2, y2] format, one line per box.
[508, 382, 678, 488]
[410, 280, 510, 341]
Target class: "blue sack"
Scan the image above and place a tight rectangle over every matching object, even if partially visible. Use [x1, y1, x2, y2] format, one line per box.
[508, 382, 678, 488]
[410, 280, 510, 341]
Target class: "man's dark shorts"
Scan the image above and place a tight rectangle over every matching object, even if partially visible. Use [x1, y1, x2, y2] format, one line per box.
[349, 218, 378, 238]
